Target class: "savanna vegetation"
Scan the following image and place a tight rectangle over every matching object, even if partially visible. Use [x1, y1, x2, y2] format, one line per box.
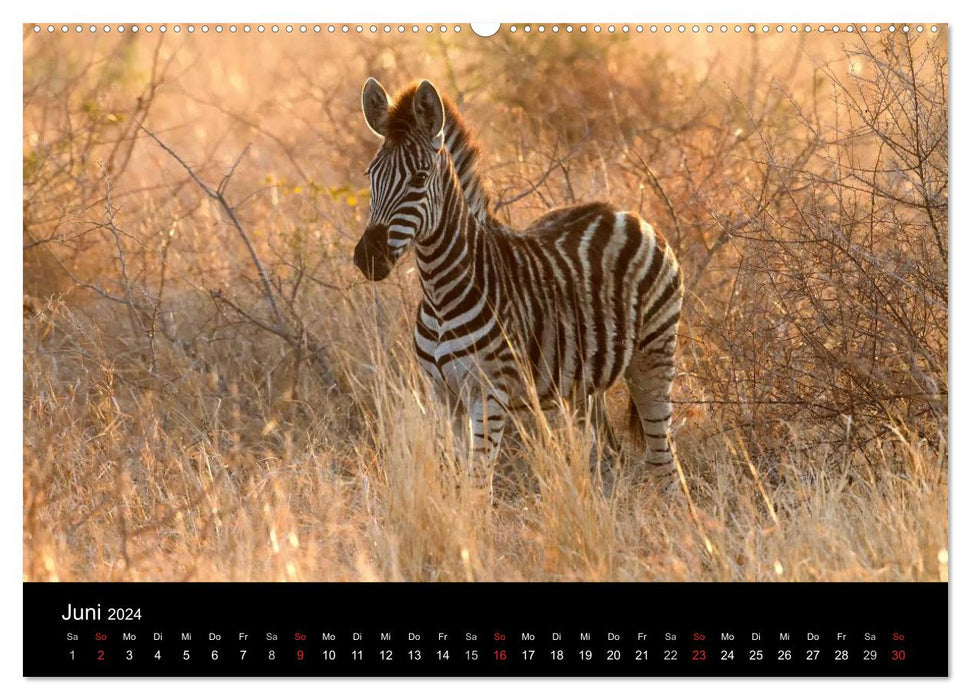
[23, 24, 947, 582]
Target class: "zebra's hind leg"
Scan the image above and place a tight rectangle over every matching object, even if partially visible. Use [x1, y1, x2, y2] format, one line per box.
[589, 392, 619, 454]
[625, 317, 680, 482]
[587, 391, 621, 491]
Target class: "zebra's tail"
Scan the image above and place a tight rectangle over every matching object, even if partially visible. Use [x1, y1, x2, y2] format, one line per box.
[627, 397, 644, 449]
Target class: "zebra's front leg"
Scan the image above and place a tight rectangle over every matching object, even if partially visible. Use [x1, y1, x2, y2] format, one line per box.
[463, 391, 506, 497]
[466, 393, 506, 462]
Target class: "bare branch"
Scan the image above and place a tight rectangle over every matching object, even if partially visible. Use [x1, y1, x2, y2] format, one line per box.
[139, 124, 286, 335]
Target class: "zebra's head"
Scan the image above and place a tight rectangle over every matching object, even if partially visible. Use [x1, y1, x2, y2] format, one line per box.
[354, 77, 448, 281]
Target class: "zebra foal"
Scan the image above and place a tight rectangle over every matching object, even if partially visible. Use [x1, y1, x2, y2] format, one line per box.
[353, 78, 683, 476]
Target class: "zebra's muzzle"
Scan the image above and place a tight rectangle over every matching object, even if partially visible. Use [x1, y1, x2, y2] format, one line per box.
[354, 224, 393, 281]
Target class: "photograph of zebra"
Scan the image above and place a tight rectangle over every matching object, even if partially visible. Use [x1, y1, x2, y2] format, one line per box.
[24, 25, 947, 583]
[355, 78, 683, 477]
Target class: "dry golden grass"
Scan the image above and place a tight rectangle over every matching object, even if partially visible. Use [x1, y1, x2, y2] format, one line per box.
[22, 302, 948, 582]
[23, 28, 947, 582]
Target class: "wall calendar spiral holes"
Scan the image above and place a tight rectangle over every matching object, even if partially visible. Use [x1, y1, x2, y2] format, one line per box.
[30, 23, 943, 35]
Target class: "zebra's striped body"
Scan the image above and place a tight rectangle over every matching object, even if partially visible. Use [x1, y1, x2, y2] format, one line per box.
[355, 78, 683, 473]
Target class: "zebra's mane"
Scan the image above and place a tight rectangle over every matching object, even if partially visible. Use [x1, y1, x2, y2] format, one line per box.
[386, 82, 493, 222]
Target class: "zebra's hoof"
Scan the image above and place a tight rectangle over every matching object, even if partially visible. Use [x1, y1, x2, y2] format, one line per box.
[642, 461, 678, 492]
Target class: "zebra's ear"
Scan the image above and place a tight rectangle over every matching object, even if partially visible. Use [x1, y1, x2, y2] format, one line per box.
[362, 77, 390, 137]
[413, 80, 445, 149]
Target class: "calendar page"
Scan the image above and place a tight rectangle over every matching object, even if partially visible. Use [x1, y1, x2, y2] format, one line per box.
[22, 20, 948, 677]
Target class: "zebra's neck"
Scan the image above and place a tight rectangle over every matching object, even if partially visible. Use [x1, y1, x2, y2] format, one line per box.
[415, 161, 483, 312]
[441, 110, 492, 223]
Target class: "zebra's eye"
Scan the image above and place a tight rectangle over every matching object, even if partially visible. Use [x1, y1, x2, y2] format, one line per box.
[410, 171, 429, 187]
